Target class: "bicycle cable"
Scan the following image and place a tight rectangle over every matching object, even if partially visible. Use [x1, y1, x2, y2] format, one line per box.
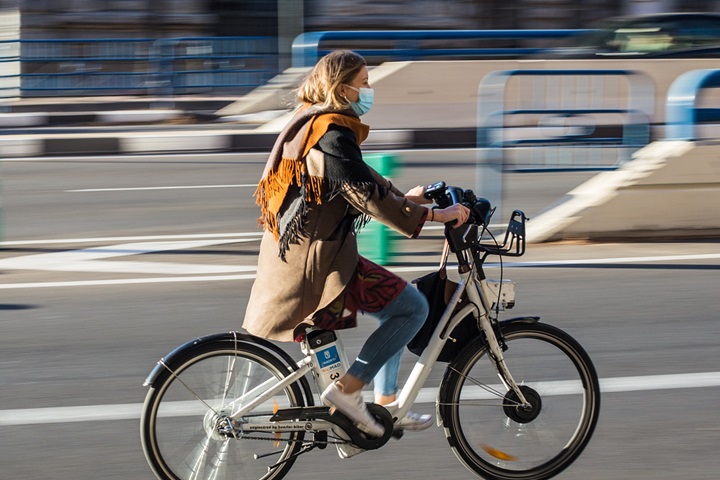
[480, 224, 504, 321]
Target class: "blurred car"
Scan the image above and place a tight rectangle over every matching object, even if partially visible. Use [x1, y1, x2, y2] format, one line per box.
[537, 12, 720, 58]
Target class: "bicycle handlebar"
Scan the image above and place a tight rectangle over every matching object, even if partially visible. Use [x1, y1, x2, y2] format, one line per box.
[424, 181, 493, 228]
[423, 181, 528, 261]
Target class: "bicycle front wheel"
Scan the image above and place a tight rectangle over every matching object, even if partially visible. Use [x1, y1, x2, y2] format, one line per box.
[141, 341, 307, 480]
[439, 321, 600, 480]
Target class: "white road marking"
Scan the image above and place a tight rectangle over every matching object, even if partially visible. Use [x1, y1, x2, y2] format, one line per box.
[1, 371, 718, 426]
[0, 274, 257, 289]
[1, 233, 719, 289]
[0, 151, 266, 162]
[0, 232, 261, 246]
[516, 253, 720, 265]
[0, 239, 259, 275]
[68, 184, 257, 192]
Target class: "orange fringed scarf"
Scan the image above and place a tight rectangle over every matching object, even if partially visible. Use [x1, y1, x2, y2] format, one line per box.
[255, 105, 371, 257]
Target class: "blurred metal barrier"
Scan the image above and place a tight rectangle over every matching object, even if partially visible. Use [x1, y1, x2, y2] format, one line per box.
[476, 69, 654, 216]
[665, 69, 720, 141]
[1, 31, 598, 98]
[291, 29, 591, 68]
[0, 37, 19, 104]
[0, 37, 278, 98]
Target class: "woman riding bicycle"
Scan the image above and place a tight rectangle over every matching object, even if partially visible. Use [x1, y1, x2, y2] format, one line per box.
[243, 50, 470, 439]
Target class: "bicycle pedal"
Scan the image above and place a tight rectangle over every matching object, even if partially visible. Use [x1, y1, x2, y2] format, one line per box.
[391, 429, 404, 440]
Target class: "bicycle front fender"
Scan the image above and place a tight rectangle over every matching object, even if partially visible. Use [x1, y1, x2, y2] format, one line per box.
[142, 331, 303, 388]
[499, 315, 540, 328]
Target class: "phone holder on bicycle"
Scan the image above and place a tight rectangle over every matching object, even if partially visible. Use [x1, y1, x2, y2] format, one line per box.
[445, 209, 528, 258]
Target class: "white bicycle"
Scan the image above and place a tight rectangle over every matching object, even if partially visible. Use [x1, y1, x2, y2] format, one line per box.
[140, 182, 601, 480]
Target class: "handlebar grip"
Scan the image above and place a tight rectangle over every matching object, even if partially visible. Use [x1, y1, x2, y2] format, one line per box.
[445, 187, 465, 227]
[447, 186, 464, 206]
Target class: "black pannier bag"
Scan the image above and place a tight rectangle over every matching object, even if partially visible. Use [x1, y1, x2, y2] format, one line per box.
[407, 244, 479, 363]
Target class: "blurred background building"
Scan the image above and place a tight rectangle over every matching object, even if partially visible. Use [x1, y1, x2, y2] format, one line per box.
[16, 0, 720, 39]
[2, 0, 719, 101]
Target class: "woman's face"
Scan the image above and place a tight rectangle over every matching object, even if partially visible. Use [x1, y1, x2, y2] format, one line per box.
[340, 66, 370, 102]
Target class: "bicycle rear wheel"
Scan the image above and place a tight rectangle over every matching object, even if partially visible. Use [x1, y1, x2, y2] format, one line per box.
[439, 321, 600, 480]
[141, 341, 307, 480]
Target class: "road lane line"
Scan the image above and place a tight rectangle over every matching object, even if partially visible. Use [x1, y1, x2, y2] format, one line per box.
[0, 238, 260, 275]
[67, 184, 258, 192]
[514, 253, 720, 265]
[1, 371, 718, 426]
[1, 231, 719, 289]
[0, 151, 266, 162]
[0, 274, 258, 289]
[0, 232, 262, 247]
[2, 252, 720, 289]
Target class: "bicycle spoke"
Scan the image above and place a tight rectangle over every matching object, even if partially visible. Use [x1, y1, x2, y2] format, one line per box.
[142, 342, 307, 480]
[221, 353, 239, 406]
[440, 323, 600, 479]
[182, 435, 213, 480]
[158, 359, 221, 417]
[448, 365, 509, 399]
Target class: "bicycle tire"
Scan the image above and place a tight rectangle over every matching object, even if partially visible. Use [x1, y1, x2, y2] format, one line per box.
[141, 340, 307, 480]
[439, 322, 600, 480]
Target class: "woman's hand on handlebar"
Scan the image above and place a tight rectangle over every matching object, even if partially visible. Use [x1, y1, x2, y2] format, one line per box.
[405, 185, 432, 205]
[429, 204, 471, 227]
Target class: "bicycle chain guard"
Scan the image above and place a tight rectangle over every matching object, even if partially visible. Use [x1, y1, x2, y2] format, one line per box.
[270, 403, 394, 450]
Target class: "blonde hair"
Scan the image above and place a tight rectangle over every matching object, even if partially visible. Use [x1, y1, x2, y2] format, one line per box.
[296, 50, 367, 110]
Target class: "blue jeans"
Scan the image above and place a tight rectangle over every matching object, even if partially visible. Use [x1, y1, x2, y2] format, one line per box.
[346, 284, 429, 396]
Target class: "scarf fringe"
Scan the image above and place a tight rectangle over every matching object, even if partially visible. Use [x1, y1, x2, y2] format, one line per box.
[255, 157, 324, 240]
[254, 109, 381, 258]
[277, 193, 308, 261]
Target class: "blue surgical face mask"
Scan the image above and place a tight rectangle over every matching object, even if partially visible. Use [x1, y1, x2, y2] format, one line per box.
[345, 85, 374, 116]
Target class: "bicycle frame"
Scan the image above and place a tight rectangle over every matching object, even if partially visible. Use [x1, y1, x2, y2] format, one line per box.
[228, 244, 529, 434]
[142, 196, 601, 480]
[394, 255, 530, 422]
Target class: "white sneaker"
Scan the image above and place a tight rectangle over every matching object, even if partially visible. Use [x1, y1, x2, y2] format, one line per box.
[394, 411, 433, 431]
[332, 428, 366, 459]
[321, 382, 385, 437]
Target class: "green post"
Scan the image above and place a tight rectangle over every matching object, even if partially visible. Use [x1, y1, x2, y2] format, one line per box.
[357, 152, 398, 265]
[0, 180, 3, 248]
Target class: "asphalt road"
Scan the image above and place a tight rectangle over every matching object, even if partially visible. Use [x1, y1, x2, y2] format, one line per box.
[1, 151, 719, 480]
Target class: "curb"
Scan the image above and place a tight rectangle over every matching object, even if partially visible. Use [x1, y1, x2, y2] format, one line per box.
[0, 124, 478, 157]
[0, 110, 187, 128]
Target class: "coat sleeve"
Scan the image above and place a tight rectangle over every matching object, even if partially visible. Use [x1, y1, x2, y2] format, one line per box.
[317, 126, 428, 238]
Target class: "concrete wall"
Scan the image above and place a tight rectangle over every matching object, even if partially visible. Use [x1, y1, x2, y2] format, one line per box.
[363, 58, 720, 131]
[526, 140, 720, 242]
[236, 57, 720, 138]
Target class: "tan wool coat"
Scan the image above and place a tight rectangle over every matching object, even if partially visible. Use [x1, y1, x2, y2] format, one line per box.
[243, 127, 427, 342]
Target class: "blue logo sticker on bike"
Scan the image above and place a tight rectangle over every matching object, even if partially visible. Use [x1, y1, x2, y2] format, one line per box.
[318, 345, 340, 369]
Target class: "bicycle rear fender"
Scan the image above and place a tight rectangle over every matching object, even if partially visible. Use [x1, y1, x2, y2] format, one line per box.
[143, 331, 306, 391]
